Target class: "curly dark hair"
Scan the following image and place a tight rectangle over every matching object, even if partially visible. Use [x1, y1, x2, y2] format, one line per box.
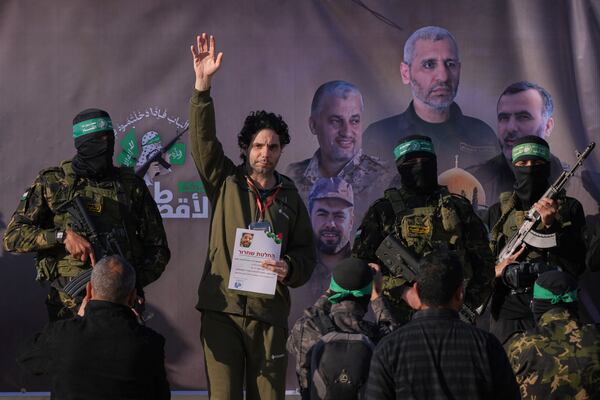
[237, 110, 290, 161]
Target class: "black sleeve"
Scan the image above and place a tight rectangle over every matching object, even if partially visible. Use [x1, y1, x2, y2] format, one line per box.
[365, 341, 396, 400]
[149, 334, 171, 400]
[586, 220, 600, 271]
[488, 335, 521, 400]
[16, 323, 58, 376]
[548, 198, 586, 276]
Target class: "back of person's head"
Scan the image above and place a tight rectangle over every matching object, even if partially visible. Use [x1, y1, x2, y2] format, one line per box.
[416, 253, 464, 308]
[328, 257, 372, 308]
[532, 270, 578, 322]
[90, 255, 136, 304]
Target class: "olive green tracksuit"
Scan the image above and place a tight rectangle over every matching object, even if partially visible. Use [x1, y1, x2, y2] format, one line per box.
[190, 89, 315, 399]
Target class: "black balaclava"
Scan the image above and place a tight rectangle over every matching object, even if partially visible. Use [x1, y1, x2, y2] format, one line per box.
[394, 135, 438, 194]
[531, 270, 578, 322]
[71, 108, 115, 179]
[512, 135, 551, 208]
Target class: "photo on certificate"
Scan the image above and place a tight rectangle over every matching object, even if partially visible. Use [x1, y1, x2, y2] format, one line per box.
[228, 228, 282, 298]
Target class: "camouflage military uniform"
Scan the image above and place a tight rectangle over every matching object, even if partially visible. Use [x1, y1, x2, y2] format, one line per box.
[506, 308, 600, 399]
[353, 186, 494, 322]
[287, 293, 398, 397]
[286, 149, 393, 222]
[3, 160, 170, 320]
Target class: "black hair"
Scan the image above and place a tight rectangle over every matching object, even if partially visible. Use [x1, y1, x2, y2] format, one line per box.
[499, 81, 554, 122]
[416, 253, 464, 307]
[237, 110, 290, 162]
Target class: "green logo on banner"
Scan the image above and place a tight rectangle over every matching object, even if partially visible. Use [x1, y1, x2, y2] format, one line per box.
[168, 143, 186, 166]
[178, 181, 205, 193]
[117, 128, 139, 167]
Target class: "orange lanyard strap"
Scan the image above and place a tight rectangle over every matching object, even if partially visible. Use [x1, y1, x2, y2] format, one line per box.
[246, 177, 282, 221]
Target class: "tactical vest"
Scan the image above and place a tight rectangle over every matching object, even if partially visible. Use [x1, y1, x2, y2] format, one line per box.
[490, 191, 570, 261]
[35, 161, 143, 282]
[384, 187, 472, 278]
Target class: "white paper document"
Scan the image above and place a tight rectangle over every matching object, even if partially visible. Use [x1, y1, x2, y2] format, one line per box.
[228, 228, 282, 296]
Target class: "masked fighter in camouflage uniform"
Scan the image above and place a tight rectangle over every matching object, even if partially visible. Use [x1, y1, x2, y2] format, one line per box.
[3, 109, 170, 320]
[506, 271, 600, 399]
[353, 135, 494, 323]
[486, 136, 586, 344]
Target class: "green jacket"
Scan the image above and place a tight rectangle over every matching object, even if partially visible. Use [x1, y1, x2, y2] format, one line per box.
[190, 89, 315, 328]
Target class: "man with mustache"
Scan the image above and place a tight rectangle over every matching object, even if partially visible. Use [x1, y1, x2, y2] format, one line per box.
[287, 80, 391, 222]
[363, 26, 499, 175]
[469, 81, 564, 206]
[292, 177, 354, 308]
[189, 33, 315, 400]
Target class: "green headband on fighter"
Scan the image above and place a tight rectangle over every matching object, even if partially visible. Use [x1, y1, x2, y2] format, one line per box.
[328, 277, 372, 304]
[533, 282, 577, 305]
[72, 117, 113, 139]
[512, 142, 550, 163]
[393, 138, 435, 161]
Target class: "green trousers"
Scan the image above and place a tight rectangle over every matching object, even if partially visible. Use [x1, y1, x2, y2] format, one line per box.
[200, 310, 288, 400]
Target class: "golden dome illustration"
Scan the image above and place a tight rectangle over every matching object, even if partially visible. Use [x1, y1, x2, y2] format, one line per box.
[438, 155, 486, 207]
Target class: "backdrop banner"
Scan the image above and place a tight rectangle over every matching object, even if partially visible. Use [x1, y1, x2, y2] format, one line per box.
[0, 0, 599, 391]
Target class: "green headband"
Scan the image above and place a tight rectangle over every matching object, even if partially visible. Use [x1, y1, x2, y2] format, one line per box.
[512, 142, 550, 163]
[533, 283, 577, 305]
[328, 277, 372, 304]
[73, 117, 113, 138]
[393, 139, 435, 161]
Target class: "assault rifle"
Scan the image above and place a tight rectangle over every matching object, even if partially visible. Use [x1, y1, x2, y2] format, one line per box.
[376, 235, 478, 324]
[58, 196, 125, 298]
[135, 126, 189, 178]
[497, 142, 595, 262]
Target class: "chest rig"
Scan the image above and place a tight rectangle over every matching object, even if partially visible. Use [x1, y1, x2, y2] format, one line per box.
[490, 192, 566, 261]
[39, 162, 141, 279]
[384, 187, 472, 277]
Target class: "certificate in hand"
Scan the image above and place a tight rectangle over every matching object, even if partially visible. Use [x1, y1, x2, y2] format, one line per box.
[228, 228, 282, 297]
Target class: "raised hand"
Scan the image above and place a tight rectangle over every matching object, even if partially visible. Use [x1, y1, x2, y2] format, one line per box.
[190, 33, 224, 91]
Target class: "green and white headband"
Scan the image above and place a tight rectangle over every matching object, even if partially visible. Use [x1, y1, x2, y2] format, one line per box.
[393, 139, 435, 161]
[73, 117, 113, 138]
[512, 142, 550, 163]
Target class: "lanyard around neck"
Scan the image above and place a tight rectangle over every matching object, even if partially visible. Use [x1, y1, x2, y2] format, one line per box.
[246, 176, 282, 221]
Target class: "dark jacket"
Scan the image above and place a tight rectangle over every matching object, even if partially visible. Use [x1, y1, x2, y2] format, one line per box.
[366, 308, 520, 400]
[190, 88, 316, 328]
[363, 101, 499, 173]
[17, 300, 170, 400]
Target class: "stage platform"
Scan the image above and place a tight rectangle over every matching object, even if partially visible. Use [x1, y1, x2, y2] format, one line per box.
[0, 392, 302, 399]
